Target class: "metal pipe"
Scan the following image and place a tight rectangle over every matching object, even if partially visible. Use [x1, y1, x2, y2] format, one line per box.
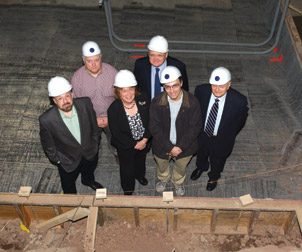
[104, 0, 289, 54]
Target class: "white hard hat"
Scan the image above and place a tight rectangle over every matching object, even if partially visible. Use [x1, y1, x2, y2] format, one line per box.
[147, 35, 169, 53]
[209, 67, 231, 85]
[48, 76, 72, 97]
[82, 41, 101, 57]
[160, 66, 182, 84]
[114, 70, 137, 88]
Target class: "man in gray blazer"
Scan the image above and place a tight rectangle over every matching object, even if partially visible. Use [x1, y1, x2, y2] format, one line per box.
[39, 76, 103, 194]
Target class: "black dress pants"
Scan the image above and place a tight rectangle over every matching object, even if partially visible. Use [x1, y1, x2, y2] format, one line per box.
[117, 148, 147, 194]
[196, 137, 227, 181]
[57, 154, 98, 194]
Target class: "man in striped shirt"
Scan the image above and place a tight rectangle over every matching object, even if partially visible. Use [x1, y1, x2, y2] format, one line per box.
[71, 41, 119, 164]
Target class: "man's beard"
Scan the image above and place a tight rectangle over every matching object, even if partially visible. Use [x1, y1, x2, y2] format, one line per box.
[61, 103, 72, 112]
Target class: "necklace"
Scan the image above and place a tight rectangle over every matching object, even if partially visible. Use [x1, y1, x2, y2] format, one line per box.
[123, 101, 136, 110]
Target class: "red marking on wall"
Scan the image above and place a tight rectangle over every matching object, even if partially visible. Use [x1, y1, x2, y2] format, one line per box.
[273, 46, 278, 52]
[133, 44, 146, 47]
[131, 55, 144, 58]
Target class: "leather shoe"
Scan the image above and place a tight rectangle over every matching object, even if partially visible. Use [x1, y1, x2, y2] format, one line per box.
[137, 177, 148, 186]
[190, 168, 203, 181]
[206, 180, 217, 191]
[88, 181, 104, 191]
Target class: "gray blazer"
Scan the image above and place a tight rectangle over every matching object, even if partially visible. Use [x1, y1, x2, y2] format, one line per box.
[39, 97, 100, 172]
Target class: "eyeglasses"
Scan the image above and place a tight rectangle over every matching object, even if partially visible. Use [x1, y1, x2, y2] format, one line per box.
[55, 93, 72, 103]
[163, 83, 181, 91]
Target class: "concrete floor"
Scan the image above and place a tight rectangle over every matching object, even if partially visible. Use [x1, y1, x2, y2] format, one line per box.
[0, 0, 302, 199]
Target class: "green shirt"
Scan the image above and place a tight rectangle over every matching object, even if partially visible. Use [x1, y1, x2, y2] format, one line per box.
[59, 106, 81, 144]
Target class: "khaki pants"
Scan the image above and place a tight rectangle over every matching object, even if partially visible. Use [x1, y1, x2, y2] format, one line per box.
[154, 155, 192, 185]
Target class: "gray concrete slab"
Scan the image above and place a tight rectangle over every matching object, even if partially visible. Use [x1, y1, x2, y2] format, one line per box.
[0, 1, 301, 200]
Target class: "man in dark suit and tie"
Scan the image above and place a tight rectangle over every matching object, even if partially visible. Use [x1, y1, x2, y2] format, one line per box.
[190, 67, 248, 191]
[134, 35, 189, 100]
[39, 76, 103, 194]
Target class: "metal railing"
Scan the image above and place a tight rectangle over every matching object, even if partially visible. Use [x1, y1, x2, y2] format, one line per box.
[103, 0, 289, 54]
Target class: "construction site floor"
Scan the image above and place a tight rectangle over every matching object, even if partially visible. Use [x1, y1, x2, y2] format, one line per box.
[0, 1, 301, 199]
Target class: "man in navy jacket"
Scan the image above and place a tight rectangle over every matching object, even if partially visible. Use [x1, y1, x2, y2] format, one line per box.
[134, 35, 188, 100]
[190, 67, 248, 191]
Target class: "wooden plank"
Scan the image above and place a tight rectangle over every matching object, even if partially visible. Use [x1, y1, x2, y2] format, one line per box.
[2, 193, 302, 212]
[283, 211, 297, 234]
[84, 207, 98, 252]
[134, 207, 139, 227]
[14, 205, 31, 228]
[211, 209, 219, 233]
[36, 207, 90, 231]
[248, 210, 260, 235]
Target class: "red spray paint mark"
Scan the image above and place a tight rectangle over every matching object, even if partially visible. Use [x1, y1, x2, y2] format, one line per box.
[133, 44, 146, 47]
[131, 55, 144, 58]
[270, 54, 283, 62]
[273, 46, 278, 52]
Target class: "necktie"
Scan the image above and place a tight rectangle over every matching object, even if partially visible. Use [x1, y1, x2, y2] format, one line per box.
[204, 98, 219, 137]
[154, 67, 161, 97]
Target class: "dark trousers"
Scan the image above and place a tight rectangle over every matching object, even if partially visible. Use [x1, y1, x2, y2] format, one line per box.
[196, 137, 227, 181]
[117, 148, 147, 194]
[57, 154, 98, 194]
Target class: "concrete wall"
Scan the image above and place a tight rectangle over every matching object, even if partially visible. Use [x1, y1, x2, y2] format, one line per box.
[263, 0, 302, 125]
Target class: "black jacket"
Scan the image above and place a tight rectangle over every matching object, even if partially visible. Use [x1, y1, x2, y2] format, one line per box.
[134, 56, 189, 100]
[195, 84, 248, 157]
[149, 90, 202, 159]
[39, 97, 100, 172]
[108, 92, 151, 150]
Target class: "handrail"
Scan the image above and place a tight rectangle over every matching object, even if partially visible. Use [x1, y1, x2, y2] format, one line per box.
[104, 0, 281, 47]
[103, 0, 290, 54]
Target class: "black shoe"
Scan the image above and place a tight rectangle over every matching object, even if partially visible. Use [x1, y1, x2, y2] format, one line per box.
[137, 177, 148, 186]
[124, 191, 133, 195]
[88, 181, 104, 191]
[190, 168, 203, 181]
[206, 180, 217, 191]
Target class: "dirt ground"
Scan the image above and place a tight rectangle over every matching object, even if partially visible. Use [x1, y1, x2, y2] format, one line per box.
[0, 218, 301, 252]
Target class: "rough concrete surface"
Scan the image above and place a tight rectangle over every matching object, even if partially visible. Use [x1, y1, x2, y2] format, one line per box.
[0, 0, 301, 199]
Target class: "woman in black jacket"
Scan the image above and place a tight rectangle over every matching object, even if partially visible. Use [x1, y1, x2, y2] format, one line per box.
[108, 70, 150, 195]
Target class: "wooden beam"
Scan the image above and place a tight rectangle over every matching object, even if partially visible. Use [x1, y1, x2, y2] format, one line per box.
[134, 207, 139, 227]
[36, 207, 90, 231]
[283, 211, 297, 234]
[84, 207, 98, 252]
[248, 210, 260, 235]
[14, 205, 31, 229]
[2, 193, 302, 212]
[211, 209, 219, 233]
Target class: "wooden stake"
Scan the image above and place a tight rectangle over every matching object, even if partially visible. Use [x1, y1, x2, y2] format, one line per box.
[134, 207, 139, 227]
[84, 207, 98, 252]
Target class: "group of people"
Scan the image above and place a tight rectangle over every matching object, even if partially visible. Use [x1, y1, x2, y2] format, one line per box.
[39, 35, 248, 196]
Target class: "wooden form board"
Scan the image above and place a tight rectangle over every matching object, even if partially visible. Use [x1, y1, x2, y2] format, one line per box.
[1, 193, 302, 250]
